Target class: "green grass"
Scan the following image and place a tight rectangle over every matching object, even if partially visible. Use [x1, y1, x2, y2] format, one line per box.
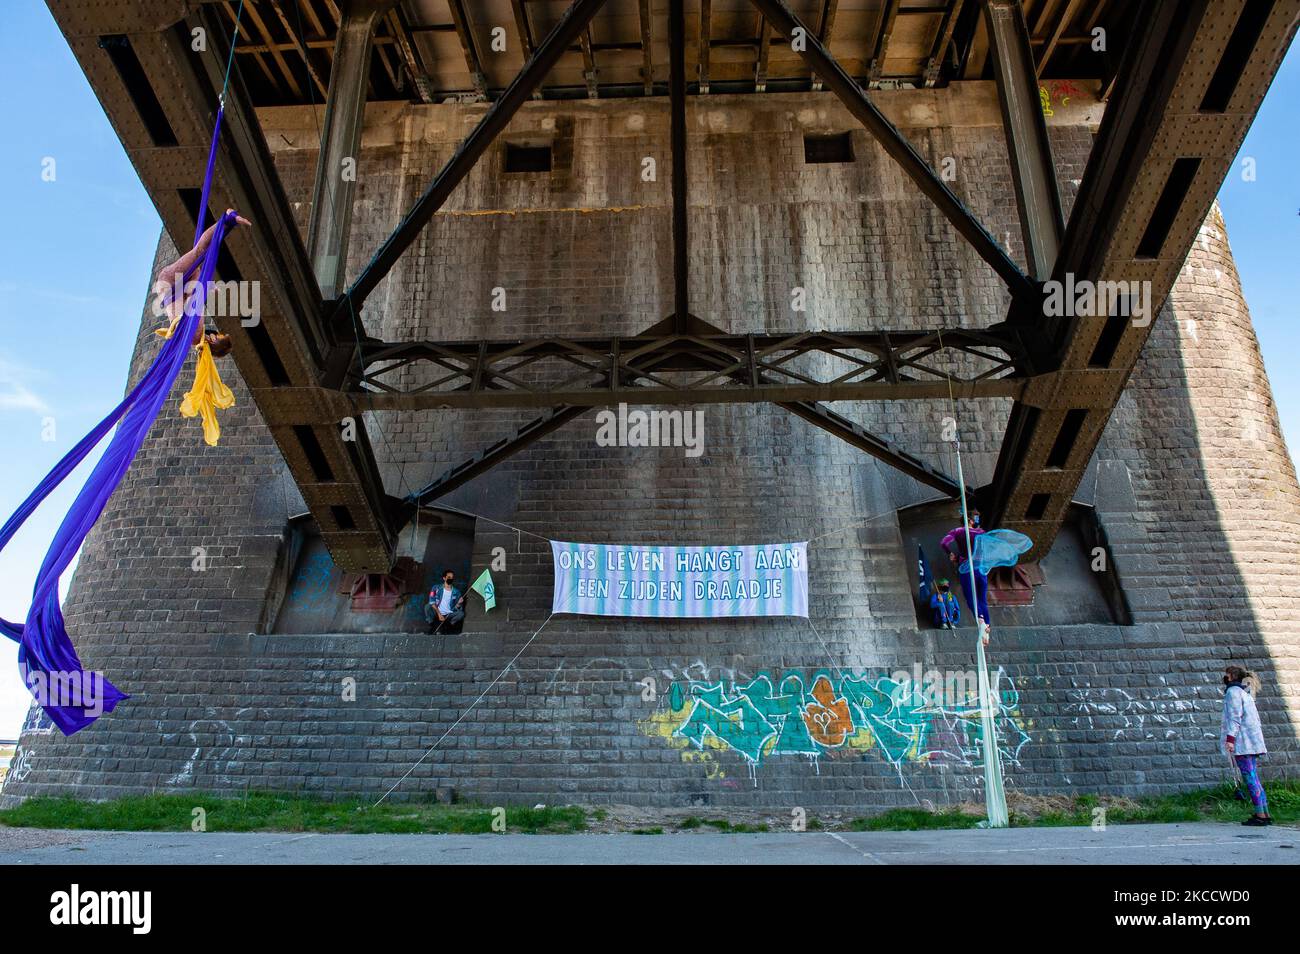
[0, 792, 585, 835]
[675, 816, 769, 833]
[849, 779, 1300, 832]
[850, 808, 986, 831]
[2, 780, 1295, 835]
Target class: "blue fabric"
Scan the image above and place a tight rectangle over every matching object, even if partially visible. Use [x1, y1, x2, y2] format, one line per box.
[959, 529, 1033, 577]
[0, 111, 235, 735]
[916, 545, 932, 602]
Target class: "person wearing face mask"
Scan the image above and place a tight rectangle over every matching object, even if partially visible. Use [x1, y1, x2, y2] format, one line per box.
[1221, 664, 1271, 825]
[425, 568, 467, 635]
[929, 578, 961, 629]
[940, 508, 990, 638]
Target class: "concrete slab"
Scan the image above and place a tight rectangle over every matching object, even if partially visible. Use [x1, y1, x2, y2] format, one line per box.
[1, 822, 1295, 865]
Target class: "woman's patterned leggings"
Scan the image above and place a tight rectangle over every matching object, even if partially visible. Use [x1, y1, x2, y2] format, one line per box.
[1235, 754, 1268, 814]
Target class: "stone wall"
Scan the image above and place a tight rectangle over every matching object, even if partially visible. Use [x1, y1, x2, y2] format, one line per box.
[4, 83, 1296, 810]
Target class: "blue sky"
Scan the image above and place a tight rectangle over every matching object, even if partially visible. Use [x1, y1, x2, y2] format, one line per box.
[0, 3, 1297, 739]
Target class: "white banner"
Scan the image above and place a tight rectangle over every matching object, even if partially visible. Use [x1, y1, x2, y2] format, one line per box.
[550, 541, 808, 618]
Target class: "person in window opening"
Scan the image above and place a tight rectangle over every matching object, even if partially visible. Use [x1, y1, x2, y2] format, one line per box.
[425, 568, 466, 634]
[1221, 664, 1271, 826]
[940, 508, 991, 641]
[152, 208, 250, 358]
[929, 578, 961, 630]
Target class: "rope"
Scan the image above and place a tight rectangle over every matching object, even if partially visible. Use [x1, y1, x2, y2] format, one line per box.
[218, 0, 245, 107]
[936, 324, 1008, 827]
[373, 613, 556, 806]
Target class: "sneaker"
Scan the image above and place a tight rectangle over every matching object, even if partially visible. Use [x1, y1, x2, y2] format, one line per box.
[1242, 815, 1272, 826]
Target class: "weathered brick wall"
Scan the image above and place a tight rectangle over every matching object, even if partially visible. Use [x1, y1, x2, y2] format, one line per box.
[4, 84, 1295, 810]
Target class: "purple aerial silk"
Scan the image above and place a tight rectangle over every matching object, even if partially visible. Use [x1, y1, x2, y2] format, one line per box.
[0, 111, 235, 735]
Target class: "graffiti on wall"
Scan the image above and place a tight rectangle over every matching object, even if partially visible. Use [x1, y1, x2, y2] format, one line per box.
[6, 746, 34, 786]
[1039, 80, 1086, 117]
[287, 552, 338, 609]
[641, 668, 1030, 782]
[21, 702, 54, 736]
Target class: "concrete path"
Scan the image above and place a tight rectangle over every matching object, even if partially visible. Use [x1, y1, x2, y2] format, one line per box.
[1, 821, 1296, 864]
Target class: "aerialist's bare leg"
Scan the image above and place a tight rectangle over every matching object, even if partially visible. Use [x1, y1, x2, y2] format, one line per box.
[152, 209, 250, 355]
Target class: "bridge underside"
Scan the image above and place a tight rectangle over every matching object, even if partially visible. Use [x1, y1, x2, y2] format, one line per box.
[47, 0, 1300, 571]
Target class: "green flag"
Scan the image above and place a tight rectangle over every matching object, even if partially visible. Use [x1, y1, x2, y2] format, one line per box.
[470, 568, 496, 612]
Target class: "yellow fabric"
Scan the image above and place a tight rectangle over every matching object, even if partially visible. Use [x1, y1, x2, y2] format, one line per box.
[155, 315, 181, 339]
[179, 338, 235, 446]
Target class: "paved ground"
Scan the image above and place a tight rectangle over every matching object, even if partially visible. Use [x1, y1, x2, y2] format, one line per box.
[1, 822, 1295, 864]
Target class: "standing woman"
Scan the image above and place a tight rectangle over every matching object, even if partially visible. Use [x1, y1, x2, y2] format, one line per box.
[1221, 665, 1271, 826]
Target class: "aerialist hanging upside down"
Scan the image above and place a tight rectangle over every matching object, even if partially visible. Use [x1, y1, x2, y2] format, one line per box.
[152, 208, 251, 355]
[150, 209, 251, 445]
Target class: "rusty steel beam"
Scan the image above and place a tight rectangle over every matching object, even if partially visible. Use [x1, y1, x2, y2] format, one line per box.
[446, 0, 487, 96]
[698, 0, 713, 93]
[403, 406, 593, 510]
[670, 0, 690, 329]
[868, 0, 901, 82]
[386, 5, 436, 103]
[924, 0, 966, 87]
[985, 0, 1065, 280]
[310, 327, 1034, 412]
[1038, 0, 1087, 76]
[989, 0, 1300, 558]
[306, 1, 389, 301]
[45, 0, 403, 572]
[638, 0, 654, 93]
[755, 17, 772, 92]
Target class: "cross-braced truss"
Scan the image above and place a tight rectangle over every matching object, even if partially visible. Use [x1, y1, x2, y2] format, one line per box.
[350, 328, 1032, 409]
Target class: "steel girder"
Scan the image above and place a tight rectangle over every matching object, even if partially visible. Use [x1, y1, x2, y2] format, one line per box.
[46, 0, 402, 573]
[331, 329, 1031, 411]
[988, 0, 1300, 558]
[983, 0, 1065, 281]
[46, 0, 1299, 576]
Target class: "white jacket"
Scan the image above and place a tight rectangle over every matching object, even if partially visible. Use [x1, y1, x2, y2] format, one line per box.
[1220, 683, 1267, 756]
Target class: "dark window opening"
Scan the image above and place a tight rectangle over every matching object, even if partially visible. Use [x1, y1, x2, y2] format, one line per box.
[177, 189, 290, 385]
[1089, 316, 1128, 368]
[1026, 493, 1051, 520]
[804, 132, 855, 164]
[505, 143, 552, 173]
[329, 505, 356, 531]
[245, 322, 290, 386]
[1047, 409, 1089, 469]
[293, 425, 335, 482]
[1136, 157, 1201, 259]
[1200, 0, 1273, 113]
[267, 510, 475, 634]
[900, 499, 1128, 628]
[98, 35, 177, 147]
[176, 187, 242, 283]
[177, 187, 213, 234]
